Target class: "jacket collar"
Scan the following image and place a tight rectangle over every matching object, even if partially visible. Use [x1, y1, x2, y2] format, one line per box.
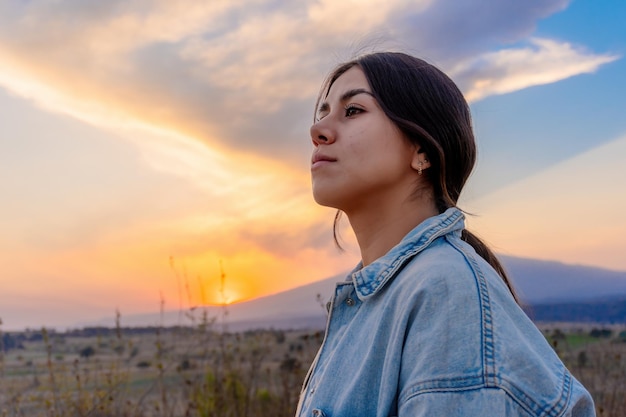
[350, 207, 465, 301]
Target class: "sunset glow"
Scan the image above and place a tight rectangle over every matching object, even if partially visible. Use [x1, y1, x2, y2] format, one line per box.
[0, 0, 624, 330]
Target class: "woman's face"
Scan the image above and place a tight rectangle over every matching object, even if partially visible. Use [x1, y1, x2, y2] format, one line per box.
[310, 67, 422, 213]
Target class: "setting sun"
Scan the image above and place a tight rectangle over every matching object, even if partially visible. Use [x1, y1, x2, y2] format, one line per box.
[0, 0, 624, 333]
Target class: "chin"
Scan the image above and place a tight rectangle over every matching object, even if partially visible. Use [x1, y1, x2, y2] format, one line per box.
[312, 194, 336, 208]
[312, 189, 343, 209]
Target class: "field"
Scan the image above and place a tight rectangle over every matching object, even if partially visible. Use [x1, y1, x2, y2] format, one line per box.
[0, 310, 322, 417]
[0, 313, 624, 417]
[542, 323, 626, 417]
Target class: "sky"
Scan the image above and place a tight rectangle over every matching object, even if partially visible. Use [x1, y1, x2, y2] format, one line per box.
[0, 0, 625, 330]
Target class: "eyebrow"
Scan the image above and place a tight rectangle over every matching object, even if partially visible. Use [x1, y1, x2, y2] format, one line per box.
[317, 88, 374, 114]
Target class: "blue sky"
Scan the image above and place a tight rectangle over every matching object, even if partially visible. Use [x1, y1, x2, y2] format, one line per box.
[467, 0, 626, 193]
[0, 0, 624, 330]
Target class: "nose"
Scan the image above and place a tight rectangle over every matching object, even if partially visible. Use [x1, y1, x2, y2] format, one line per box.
[310, 118, 335, 147]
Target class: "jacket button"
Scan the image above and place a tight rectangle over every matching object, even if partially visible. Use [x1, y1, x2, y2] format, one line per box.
[345, 298, 355, 306]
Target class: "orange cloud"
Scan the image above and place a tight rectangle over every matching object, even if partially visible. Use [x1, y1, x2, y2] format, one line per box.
[0, 0, 621, 330]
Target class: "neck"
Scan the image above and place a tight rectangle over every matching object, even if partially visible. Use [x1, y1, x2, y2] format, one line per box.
[346, 195, 439, 267]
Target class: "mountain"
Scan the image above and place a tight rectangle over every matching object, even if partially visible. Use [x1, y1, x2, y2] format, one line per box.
[527, 296, 626, 323]
[85, 255, 626, 330]
[501, 256, 626, 303]
[92, 274, 340, 331]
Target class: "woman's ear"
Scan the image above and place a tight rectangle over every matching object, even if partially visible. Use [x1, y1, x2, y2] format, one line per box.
[411, 148, 431, 175]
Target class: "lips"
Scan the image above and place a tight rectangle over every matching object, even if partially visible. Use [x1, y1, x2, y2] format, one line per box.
[311, 153, 337, 169]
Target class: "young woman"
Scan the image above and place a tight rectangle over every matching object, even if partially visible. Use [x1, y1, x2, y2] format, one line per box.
[296, 52, 595, 417]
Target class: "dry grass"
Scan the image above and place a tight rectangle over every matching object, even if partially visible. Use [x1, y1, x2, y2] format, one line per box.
[1, 315, 624, 416]
[0, 310, 322, 417]
[542, 324, 626, 417]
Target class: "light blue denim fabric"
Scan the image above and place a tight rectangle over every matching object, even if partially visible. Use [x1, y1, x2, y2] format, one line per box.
[296, 208, 595, 417]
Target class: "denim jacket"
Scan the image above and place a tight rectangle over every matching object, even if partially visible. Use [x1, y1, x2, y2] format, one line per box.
[296, 208, 595, 417]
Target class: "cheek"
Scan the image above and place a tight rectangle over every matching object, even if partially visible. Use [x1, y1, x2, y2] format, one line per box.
[345, 127, 374, 163]
[346, 141, 366, 163]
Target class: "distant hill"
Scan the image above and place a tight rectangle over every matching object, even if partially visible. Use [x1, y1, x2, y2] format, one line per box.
[526, 296, 626, 323]
[502, 256, 626, 303]
[84, 255, 626, 330]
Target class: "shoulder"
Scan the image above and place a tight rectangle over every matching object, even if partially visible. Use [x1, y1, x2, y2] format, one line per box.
[390, 233, 519, 325]
[389, 233, 489, 304]
[391, 235, 594, 416]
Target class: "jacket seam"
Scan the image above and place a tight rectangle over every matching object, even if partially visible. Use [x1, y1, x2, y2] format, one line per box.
[400, 377, 571, 417]
[443, 236, 574, 417]
[446, 235, 496, 385]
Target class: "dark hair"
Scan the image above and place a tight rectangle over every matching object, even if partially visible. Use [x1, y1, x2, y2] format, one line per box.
[317, 52, 518, 303]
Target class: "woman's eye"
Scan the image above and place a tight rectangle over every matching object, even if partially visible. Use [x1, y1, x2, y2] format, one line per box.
[345, 105, 362, 117]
